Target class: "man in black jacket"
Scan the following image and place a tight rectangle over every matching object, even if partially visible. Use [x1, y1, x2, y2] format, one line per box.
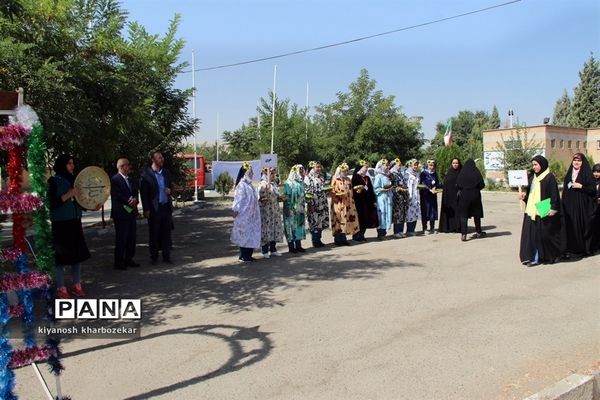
[140, 151, 173, 265]
[111, 158, 140, 270]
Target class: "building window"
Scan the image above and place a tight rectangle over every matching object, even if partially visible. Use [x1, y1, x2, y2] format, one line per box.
[576, 140, 580, 149]
[550, 139, 556, 148]
[567, 140, 572, 149]
[560, 140, 564, 149]
[597, 140, 600, 150]
[583, 141, 587, 149]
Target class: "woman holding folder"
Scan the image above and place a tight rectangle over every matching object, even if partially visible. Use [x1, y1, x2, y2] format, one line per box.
[519, 155, 563, 267]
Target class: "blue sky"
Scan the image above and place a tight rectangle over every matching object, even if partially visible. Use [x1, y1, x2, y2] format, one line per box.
[121, 0, 600, 143]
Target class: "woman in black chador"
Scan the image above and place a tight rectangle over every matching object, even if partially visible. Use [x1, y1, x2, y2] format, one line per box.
[519, 155, 563, 267]
[561, 153, 596, 258]
[591, 163, 600, 254]
[351, 161, 378, 241]
[439, 158, 462, 233]
[456, 159, 485, 241]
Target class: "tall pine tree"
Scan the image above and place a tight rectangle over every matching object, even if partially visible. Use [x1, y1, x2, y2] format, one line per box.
[489, 105, 501, 129]
[568, 54, 600, 128]
[552, 89, 572, 126]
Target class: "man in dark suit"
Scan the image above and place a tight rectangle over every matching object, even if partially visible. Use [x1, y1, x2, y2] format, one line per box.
[111, 158, 140, 270]
[140, 151, 173, 265]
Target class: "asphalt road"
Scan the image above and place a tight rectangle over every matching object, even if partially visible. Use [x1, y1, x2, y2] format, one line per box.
[13, 191, 600, 400]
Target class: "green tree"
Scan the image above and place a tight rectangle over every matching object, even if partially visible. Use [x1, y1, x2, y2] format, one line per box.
[494, 125, 542, 179]
[313, 69, 423, 171]
[568, 54, 600, 128]
[428, 110, 490, 161]
[552, 89, 572, 126]
[0, 0, 195, 183]
[489, 105, 501, 129]
[434, 144, 464, 181]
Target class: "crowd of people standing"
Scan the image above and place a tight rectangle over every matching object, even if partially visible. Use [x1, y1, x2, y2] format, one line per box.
[230, 157, 490, 262]
[519, 153, 600, 267]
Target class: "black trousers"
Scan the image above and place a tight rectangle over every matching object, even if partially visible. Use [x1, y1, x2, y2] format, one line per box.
[114, 216, 136, 266]
[148, 204, 172, 260]
[460, 217, 482, 235]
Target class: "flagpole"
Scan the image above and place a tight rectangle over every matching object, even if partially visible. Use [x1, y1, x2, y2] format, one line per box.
[216, 112, 220, 161]
[305, 81, 309, 141]
[271, 65, 277, 154]
[191, 49, 199, 202]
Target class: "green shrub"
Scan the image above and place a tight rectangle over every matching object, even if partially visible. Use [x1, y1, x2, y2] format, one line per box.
[215, 172, 234, 198]
[549, 159, 567, 184]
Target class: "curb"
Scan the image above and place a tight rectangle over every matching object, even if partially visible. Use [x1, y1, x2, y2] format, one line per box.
[524, 370, 600, 400]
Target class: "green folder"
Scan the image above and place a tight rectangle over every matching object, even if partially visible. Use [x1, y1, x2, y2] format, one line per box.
[535, 198, 552, 218]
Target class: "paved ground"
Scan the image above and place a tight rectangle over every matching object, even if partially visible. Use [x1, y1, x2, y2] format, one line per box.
[13, 191, 600, 400]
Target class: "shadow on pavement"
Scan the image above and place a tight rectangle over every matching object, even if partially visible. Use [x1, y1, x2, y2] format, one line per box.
[71, 203, 421, 330]
[63, 324, 272, 399]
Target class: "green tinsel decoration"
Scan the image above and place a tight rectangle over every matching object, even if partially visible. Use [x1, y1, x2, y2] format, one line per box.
[26, 123, 55, 275]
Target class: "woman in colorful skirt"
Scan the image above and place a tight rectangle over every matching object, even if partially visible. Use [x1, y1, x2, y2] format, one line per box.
[331, 162, 359, 245]
[258, 167, 283, 258]
[405, 159, 422, 237]
[231, 162, 261, 262]
[389, 158, 409, 238]
[304, 161, 330, 248]
[373, 159, 393, 239]
[283, 164, 307, 253]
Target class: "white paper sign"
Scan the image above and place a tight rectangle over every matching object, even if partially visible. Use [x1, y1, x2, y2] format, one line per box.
[260, 153, 278, 169]
[508, 170, 528, 187]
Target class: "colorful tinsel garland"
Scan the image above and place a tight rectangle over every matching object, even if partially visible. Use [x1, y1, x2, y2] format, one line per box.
[0, 123, 31, 150]
[0, 271, 52, 293]
[0, 192, 43, 214]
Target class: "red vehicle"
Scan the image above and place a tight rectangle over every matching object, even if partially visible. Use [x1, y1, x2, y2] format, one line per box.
[179, 153, 206, 188]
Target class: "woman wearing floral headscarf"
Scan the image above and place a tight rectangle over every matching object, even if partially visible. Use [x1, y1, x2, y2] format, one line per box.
[331, 162, 359, 245]
[405, 159, 421, 237]
[304, 161, 329, 248]
[419, 159, 440, 235]
[351, 160, 378, 242]
[283, 164, 307, 253]
[389, 158, 409, 238]
[561, 153, 596, 258]
[373, 159, 393, 239]
[258, 167, 283, 258]
[231, 162, 261, 262]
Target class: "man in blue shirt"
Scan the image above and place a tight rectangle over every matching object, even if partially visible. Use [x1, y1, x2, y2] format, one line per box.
[140, 151, 174, 265]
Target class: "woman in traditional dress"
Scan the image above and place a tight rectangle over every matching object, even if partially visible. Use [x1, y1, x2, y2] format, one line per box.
[373, 159, 393, 239]
[258, 167, 283, 258]
[592, 163, 600, 254]
[331, 162, 359, 245]
[519, 155, 563, 266]
[561, 153, 596, 259]
[389, 158, 409, 238]
[231, 162, 261, 262]
[456, 159, 486, 242]
[419, 159, 440, 235]
[439, 158, 462, 233]
[49, 155, 92, 299]
[283, 164, 307, 253]
[351, 160, 378, 242]
[304, 161, 329, 248]
[404, 159, 421, 237]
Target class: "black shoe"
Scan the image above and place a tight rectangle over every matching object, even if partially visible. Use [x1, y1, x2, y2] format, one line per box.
[163, 258, 173, 264]
[126, 260, 141, 267]
[295, 241, 306, 252]
[288, 243, 297, 254]
[528, 261, 541, 267]
[151, 258, 158, 266]
[461, 234, 467, 242]
[317, 240, 326, 247]
[114, 264, 127, 270]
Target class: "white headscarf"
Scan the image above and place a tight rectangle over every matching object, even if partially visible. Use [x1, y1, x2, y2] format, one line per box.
[287, 164, 304, 182]
[375, 159, 389, 176]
